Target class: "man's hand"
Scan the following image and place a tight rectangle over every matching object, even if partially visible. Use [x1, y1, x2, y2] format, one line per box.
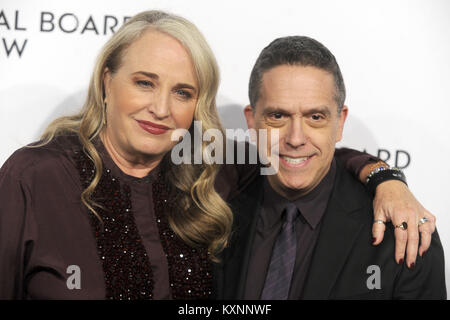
[371, 180, 436, 268]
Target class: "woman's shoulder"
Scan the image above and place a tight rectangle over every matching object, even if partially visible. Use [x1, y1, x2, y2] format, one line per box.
[215, 140, 260, 200]
[0, 134, 81, 181]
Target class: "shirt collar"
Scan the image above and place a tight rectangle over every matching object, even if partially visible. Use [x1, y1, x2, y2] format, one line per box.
[262, 158, 337, 230]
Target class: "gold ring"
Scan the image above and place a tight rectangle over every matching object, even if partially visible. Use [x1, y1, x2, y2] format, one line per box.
[395, 222, 408, 230]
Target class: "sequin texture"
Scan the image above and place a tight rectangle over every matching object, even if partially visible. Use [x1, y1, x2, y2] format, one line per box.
[73, 147, 212, 299]
[74, 149, 154, 300]
[152, 171, 212, 299]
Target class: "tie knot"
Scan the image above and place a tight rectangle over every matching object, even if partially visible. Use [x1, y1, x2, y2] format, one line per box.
[284, 203, 298, 223]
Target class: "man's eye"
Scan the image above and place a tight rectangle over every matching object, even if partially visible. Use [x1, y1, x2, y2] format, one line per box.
[311, 114, 323, 121]
[271, 112, 284, 120]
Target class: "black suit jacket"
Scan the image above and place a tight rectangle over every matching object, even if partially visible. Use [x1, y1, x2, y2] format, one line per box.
[214, 160, 446, 299]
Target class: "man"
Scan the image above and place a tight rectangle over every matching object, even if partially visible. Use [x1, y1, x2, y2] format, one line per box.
[216, 36, 446, 299]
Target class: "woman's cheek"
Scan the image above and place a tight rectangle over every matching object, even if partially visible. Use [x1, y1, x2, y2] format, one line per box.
[173, 107, 196, 129]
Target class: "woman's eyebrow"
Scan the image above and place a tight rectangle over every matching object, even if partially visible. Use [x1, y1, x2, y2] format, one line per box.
[131, 71, 159, 80]
[174, 83, 197, 93]
[132, 71, 197, 93]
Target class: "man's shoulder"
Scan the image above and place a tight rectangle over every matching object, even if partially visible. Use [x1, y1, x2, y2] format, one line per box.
[334, 158, 372, 201]
[331, 158, 374, 226]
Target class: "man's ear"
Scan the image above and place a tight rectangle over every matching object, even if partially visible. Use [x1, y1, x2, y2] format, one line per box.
[243, 105, 256, 130]
[336, 105, 348, 142]
[103, 68, 111, 103]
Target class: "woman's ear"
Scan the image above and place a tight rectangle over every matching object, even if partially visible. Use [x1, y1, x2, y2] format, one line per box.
[103, 68, 111, 103]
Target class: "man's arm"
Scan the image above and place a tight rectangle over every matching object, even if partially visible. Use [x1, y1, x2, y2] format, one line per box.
[335, 147, 436, 269]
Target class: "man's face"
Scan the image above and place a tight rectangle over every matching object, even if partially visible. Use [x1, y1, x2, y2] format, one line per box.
[244, 65, 348, 199]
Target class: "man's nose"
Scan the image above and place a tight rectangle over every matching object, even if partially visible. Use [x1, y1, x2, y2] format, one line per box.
[285, 118, 307, 149]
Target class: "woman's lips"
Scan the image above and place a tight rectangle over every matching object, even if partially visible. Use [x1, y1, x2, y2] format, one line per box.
[136, 120, 170, 135]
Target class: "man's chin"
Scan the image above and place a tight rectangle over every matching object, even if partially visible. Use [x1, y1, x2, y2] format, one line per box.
[269, 174, 311, 196]
[279, 172, 309, 187]
[283, 183, 309, 195]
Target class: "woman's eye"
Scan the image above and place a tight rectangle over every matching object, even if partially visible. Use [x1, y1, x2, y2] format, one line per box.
[136, 80, 153, 88]
[175, 89, 192, 99]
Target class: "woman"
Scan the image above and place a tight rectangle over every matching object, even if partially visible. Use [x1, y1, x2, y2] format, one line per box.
[0, 10, 434, 299]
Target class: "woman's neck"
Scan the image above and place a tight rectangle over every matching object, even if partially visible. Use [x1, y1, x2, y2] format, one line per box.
[100, 131, 162, 178]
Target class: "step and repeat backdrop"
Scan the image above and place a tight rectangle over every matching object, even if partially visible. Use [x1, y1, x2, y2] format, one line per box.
[1, 0, 449, 297]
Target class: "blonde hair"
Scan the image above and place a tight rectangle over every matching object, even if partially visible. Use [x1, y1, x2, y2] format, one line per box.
[38, 10, 232, 261]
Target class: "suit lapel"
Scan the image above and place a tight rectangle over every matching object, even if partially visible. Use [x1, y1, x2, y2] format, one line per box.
[223, 176, 264, 299]
[302, 163, 370, 299]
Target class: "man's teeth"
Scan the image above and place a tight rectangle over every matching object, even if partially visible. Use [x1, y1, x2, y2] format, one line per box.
[282, 156, 308, 164]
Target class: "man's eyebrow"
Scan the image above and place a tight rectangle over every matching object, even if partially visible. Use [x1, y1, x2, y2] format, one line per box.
[262, 106, 292, 115]
[262, 105, 332, 116]
[303, 106, 332, 117]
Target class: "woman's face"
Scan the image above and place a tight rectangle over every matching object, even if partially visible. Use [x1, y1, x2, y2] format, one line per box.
[103, 29, 198, 164]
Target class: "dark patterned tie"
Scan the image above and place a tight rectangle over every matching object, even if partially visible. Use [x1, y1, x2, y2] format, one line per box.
[260, 202, 298, 300]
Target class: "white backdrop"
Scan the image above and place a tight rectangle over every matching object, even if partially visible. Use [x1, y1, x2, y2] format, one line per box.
[1, 0, 449, 297]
